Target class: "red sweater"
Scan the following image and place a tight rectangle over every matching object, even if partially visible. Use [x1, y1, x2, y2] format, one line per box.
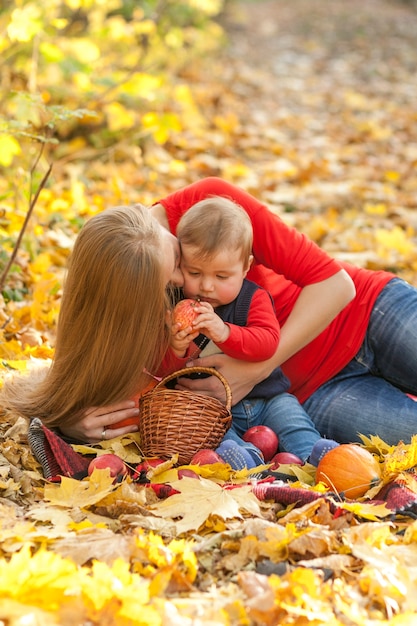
[158, 177, 395, 403]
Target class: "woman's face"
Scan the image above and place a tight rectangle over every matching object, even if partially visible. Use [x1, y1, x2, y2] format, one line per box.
[160, 226, 184, 287]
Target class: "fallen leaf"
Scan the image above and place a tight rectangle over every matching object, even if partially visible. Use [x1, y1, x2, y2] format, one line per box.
[150, 477, 263, 534]
[43, 470, 117, 508]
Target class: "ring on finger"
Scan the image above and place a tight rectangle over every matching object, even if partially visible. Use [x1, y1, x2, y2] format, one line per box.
[102, 427, 107, 440]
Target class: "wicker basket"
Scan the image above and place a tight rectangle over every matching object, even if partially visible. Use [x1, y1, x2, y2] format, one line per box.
[139, 366, 232, 464]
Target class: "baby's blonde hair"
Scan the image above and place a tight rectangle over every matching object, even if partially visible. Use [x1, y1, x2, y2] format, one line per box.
[176, 196, 253, 264]
[1, 205, 170, 428]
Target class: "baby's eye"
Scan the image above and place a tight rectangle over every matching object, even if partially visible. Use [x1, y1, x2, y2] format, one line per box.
[217, 275, 229, 280]
[188, 271, 200, 277]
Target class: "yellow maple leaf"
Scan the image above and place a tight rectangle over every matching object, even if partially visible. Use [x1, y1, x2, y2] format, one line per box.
[175, 461, 232, 482]
[403, 519, 417, 544]
[382, 435, 417, 478]
[0, 544, 79, 609]
[375, 226, 415, 259]
[0, 134, 21, 167]
[150, 477, 262, 534]
[133, 530, 197, 586]
[257, 523, 306, 562]
[358, 433, 395, 455]
[44, 470, 116, 508]
[339, 501, 392, 521]
[104, 102, 136, 132]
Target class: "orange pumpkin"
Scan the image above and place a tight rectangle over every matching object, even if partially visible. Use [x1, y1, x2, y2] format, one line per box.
[315, 444, 381, 499]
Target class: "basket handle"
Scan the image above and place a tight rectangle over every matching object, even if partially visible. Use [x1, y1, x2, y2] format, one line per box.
[153, 366, 232, 411]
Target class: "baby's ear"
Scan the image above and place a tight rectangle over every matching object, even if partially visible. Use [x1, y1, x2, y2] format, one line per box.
[244, 254, 254, 274]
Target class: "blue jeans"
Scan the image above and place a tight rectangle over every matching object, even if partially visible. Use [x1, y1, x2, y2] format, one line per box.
[222, 392, 322, 462]
[303, 278, 417, 445]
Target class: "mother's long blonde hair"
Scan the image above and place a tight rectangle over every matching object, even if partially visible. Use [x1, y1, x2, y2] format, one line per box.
[1, 205, 170, 427]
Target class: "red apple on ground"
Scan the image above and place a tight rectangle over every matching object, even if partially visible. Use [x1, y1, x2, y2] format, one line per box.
[131, 458, 166, 481]
[142, 458, 165, 471]
[191, 449, 224, 465]
[88, 454, 128, 479]
[242, 426, 279, 461]
[270, 452, 304, 470]
[172, 298, 199, 331]
[178, 468, 199, 479]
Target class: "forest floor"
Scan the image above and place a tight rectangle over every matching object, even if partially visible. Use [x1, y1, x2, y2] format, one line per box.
[1, 1, 417, 624]
[206, 0, 417, 283]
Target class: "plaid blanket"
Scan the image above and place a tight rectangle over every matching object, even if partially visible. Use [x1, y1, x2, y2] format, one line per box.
[27, 418, 417, 516]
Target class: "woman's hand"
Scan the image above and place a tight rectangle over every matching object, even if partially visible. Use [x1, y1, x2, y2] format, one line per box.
[175, 353, 272, 404]
[58, 400, 140, 443]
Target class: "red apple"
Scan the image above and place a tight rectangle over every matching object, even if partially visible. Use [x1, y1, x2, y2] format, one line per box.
[270, 452, 304, 470]
[191, 449, 224, 465]
[178, 469, 199, 479]
[131, 458, 165, 481]
[88, 454, 128, 479]
[242, 426, 279, 462]
[142, 458, 165, 471]
[172, 299, 199, 331]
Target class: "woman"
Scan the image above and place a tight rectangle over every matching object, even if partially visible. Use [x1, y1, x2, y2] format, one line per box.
[1, 204, 183, 441]
[4, 178, 417, 446]
[72, 177, 417, 446]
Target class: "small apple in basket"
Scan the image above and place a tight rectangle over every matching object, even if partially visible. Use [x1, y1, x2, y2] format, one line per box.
[191, 449, 224, 465]
[242, 425, 279, 462]
[88, 454, 128, 480]
[172, 298, 199, 330]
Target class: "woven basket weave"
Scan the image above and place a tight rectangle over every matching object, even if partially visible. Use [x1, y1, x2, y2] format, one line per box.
[139, 366, 232, 464]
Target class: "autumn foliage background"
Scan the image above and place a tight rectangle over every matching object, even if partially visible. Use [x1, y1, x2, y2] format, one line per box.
[1, 0, 417, 624]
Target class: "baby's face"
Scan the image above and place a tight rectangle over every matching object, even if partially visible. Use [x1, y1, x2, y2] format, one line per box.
[180, 244, 249, 307]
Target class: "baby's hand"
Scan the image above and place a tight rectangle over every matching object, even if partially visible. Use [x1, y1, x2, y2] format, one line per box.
[167, 310, 199, 357]
[193, 302, 230, 344]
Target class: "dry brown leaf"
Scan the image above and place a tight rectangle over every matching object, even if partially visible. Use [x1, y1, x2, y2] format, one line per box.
[297, 553, 357, 573]
[52, 527, 133, 566]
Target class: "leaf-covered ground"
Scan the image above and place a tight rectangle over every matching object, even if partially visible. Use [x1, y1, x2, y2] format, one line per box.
[1, 0, 417, 624]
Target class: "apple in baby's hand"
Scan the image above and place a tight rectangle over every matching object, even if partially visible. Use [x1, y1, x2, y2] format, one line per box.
[242, 425, 279, 462]
[172, 299, 199, 331]
[88, 453, 128, 479]
[270, 452, 304, 470]
[191, 449, 224, 465]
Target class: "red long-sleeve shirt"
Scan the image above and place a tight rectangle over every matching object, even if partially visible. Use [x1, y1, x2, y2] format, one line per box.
[158, 177, 394, 403]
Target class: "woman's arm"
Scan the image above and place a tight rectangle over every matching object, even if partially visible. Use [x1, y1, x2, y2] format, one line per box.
[152, 196, 355, 402]
[151, 202, 170, 229]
